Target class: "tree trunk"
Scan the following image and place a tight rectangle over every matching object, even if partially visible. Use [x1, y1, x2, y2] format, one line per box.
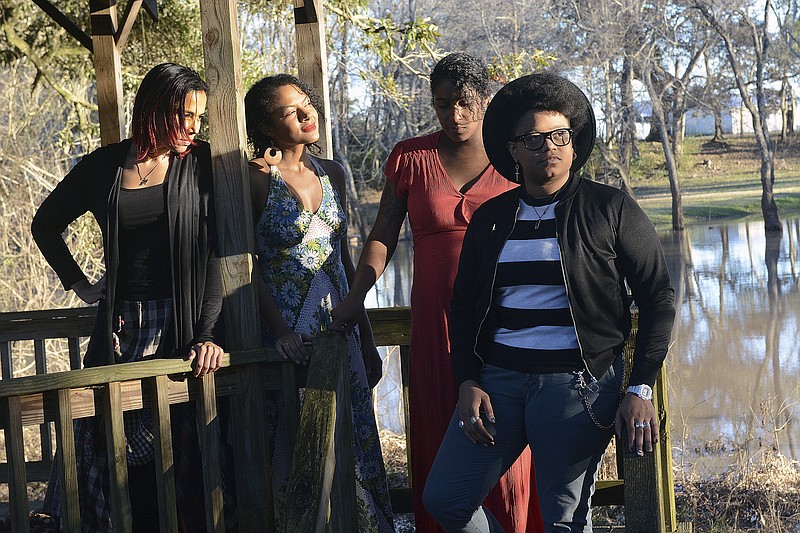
[712, 110, 725, 142]
[780, 78, 788, 142]
[619, 57, 637, 172]
[644, 65, 684, 231]
[330, 20, 368, 242]
[696, 1, 780, 231]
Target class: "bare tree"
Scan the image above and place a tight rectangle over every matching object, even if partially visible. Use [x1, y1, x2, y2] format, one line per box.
[695, 0, 782, 231]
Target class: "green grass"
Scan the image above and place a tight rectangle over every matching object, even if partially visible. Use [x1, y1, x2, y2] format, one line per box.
[624, 135, 800, 229]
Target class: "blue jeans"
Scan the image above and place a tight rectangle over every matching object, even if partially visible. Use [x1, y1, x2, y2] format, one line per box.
[423, 360, 622, 533]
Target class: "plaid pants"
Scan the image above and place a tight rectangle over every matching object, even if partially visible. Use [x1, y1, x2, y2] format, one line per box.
[43, 298, 172, 532]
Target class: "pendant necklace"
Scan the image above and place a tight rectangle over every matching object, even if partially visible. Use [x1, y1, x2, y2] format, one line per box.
[136, 154, 168, 186]
[531, 186, 563, 230]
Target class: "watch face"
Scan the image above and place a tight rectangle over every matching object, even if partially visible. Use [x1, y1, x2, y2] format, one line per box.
[628, 384, 653, 400]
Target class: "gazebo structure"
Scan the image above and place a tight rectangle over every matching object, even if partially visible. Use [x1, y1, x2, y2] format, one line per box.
[0, 2, 687, 532]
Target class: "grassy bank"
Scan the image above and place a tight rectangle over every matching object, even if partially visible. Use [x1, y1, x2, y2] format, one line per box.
[628, 135, 800, 228]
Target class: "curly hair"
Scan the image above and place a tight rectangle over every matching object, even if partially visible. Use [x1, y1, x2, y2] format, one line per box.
[482, 72, 596, 180]
[131, 63, 208, 161]
[244, 74, 323, 159]
[430, 52, 491, 110]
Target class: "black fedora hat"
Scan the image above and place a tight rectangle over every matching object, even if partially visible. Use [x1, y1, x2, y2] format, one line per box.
[482, 72, 596, 182]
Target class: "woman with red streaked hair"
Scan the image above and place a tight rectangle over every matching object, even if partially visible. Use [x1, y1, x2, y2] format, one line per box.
[33, 62, 224, 532]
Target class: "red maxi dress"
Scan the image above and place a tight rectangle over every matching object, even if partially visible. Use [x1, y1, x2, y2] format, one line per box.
[386, 132, 544, 533]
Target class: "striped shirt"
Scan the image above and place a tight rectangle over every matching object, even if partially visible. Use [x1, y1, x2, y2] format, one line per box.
[486, 195, 583, 373]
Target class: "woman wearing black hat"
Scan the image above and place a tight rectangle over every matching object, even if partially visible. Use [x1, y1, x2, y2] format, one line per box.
[422, 72, 675, 532]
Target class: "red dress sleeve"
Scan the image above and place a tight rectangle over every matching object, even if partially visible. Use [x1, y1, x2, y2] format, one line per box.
[384, 140, 411, 201]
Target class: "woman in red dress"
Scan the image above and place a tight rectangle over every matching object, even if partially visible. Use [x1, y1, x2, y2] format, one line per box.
[332, 53, 543, 533]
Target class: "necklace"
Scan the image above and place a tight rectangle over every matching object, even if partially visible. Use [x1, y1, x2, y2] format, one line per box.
[136, 154, 168, 186]
[530, 186, 563, 230]
[531, 202, 555, 230]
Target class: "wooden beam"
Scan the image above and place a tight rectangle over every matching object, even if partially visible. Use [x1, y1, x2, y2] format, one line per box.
[143, 0, 158, 21]
[31, 0, 93, 51]
[115, 0, 143, 53]
[198, 0, 269, 530]
[90, 0, 125, 145]
[293, 0, 332, 158]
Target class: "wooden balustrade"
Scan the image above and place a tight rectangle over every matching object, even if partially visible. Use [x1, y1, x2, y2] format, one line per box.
[0, 307, 688, 532]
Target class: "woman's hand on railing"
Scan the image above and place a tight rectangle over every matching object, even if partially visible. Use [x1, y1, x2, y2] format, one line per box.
[361, 343, 383, 389]
[70, 275, 106, 304]
[276, 330, 312, 365]
[188, 341, 224, 377]
[330, 295, 363, 334]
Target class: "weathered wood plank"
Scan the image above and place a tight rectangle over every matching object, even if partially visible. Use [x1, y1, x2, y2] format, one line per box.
[0, 349, 285, 399]
[1, 395, 30, 533]
[293, 0, 332, 158]
[199, 0, 268, 528]
[197, 374, 225, 532]
[0, 340, 12, 379]
[623, 429, 666, 533]
[90, 0, 124, 145]
[30, 0, 94, 51]
[115, 0, 142, 51]
[104, 382, 132, 533]
[366, 307, 411, 346]
[593, 480, 625, 506]
[656, 367, 678, 532]
[150, 375, 178, 532]
[0, 307, 410, 346]
[330, 336, 356, 532]
[68, 337, 82, 370]
[33, 340, 53, 462]
[399, 345, 412, 487]
[283, 332, 350, 532]
[282, 362, 299, 453]
[0, 307, 95, 341]
[54, 388, 81, 531]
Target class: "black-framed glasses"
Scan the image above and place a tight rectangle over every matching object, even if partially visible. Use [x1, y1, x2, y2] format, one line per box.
[510, 128, 573, 151]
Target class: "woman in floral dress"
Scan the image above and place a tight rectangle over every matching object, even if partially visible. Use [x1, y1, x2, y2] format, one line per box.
[244, 74, 393, 532]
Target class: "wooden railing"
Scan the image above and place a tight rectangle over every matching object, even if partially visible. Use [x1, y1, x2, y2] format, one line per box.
[0, 307, 688, 532]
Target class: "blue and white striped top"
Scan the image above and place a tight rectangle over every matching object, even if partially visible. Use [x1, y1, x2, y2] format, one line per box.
[486, 196, 583, 373]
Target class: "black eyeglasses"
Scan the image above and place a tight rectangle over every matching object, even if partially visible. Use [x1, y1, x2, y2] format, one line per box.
[510, 128, 573, 151]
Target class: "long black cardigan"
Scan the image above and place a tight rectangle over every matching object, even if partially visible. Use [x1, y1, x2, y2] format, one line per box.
[32, 139, 222, 368]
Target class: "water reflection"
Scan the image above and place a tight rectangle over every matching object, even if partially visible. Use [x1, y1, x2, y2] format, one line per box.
[664, 219, 800, 475]
[358, 218, 800, 476]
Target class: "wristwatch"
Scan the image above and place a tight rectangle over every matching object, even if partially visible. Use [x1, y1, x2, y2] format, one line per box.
[626, 384, 653, 401]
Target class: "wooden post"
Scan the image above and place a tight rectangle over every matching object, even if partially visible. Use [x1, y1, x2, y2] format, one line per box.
[104, 382, 132, 533]
[90, 0, 124, 145]
[282, 333, 356, 532]
[293, 0, 333, 158]
[198, 0, 269, 529]
[1, 396, 30, 533]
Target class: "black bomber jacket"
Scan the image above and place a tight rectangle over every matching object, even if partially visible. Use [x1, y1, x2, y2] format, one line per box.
[449, 174, 675, 388]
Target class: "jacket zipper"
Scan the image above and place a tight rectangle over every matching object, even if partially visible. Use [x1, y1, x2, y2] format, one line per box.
[473, 204, 520, 365]
[556, 228, 597, 382]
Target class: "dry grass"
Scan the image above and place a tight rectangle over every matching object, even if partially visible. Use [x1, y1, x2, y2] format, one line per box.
[676, 449, 800, 532]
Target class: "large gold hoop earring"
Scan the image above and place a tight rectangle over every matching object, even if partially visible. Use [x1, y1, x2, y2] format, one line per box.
[264, 141, 282, 166]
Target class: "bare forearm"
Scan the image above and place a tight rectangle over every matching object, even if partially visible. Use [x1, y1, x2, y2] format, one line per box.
[349, 238, 394, 302]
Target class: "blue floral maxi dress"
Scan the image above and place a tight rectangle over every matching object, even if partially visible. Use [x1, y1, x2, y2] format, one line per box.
[255, 160, 394, 532]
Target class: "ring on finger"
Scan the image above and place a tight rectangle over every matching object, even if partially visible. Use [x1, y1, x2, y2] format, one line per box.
[458, 420, 465, 429]
[642, 421, 651, 428]
[469, 415, 479, 425]
[634, 422, 645, 429]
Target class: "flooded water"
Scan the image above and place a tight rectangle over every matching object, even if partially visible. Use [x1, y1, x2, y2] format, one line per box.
[360, 217, 800, 477]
